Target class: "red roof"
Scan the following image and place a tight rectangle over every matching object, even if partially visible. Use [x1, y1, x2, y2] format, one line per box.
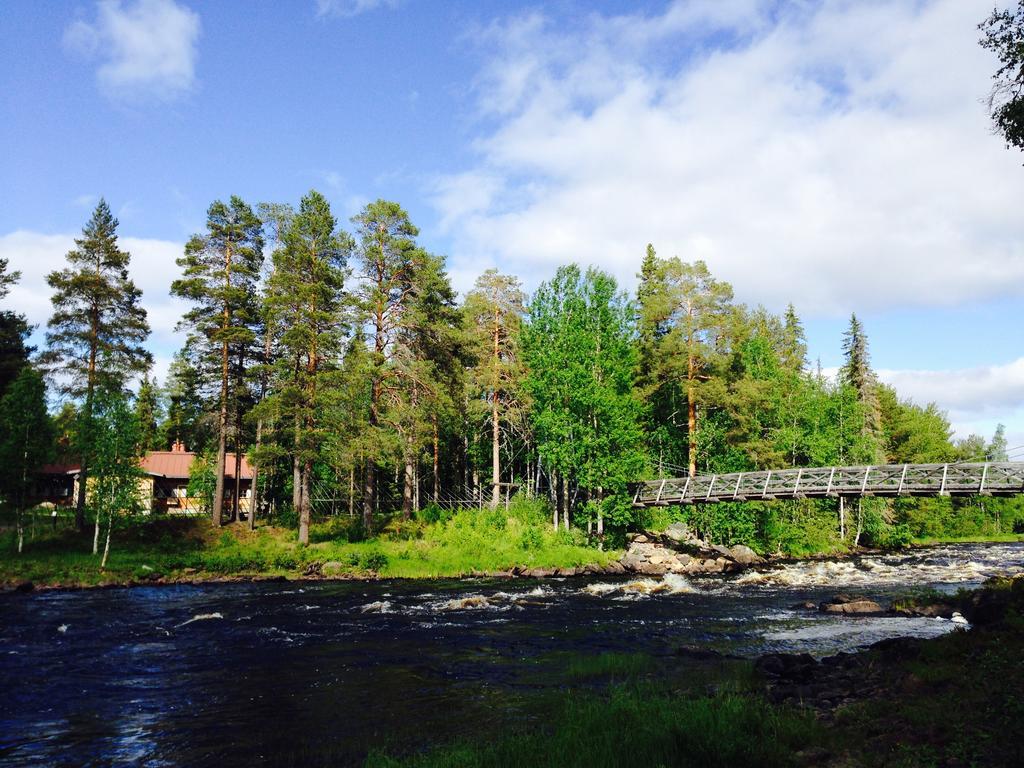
[37, 463, 80, 475]
[140, 451, 253, 480]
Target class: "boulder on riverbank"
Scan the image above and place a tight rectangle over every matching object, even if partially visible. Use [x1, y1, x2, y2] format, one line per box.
[819, 595, 885, 615]
[618, 528, 765, 575]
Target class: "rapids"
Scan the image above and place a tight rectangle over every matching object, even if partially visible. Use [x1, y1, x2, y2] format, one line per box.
[1, 541, 1021, 766]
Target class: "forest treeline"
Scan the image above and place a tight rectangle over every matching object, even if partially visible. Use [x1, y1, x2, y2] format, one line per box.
[0, 194, 1020, 555]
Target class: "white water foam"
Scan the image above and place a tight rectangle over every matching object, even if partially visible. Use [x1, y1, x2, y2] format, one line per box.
[175, 612, 224, 628]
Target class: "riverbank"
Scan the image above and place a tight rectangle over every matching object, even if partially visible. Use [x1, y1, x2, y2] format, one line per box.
[0, 505, 623, 590]
[367, 574, 1024, 767]
[3, 508, 1021, 591]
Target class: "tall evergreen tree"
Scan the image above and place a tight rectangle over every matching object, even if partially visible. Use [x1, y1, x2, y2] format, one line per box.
[397, 252, 463, 516]
[840, 313, 883, 460]
[780, 304, 807, 373]
[135, 373, 162, 451]
[265, 190, 352, 544]
[351, 199, 424, 532]
[637, 254, 733, 477]
[41, 199, 151, 529]
[464, 269, 526, 508]
[171, 197, 263, 526]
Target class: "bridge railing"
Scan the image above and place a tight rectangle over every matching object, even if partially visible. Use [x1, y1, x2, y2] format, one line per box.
[632, 462, 1024, 507]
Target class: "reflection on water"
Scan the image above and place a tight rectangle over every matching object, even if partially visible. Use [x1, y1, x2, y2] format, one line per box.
[0, 542, 1021, 766]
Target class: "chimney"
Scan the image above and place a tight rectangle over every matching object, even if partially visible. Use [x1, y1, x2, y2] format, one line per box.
[172, 440, 187, 453]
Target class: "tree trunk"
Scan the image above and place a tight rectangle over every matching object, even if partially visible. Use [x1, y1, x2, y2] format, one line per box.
[348, 465, 355, 517]
[562, 476, 570, 531]
[687, 386, 697, 478]
[298, 460, 311, 545]
[552, 470, 560, 531]
[363, 457, 375, 533]
[292, 450, 302, 514]
[249, 418, 263, 531]
[491, 392, 500, 509]
[402, 442, 414, 520]
[432, 415, 440, 504]
[213, 342, 229, 527]
[232, 434, 242, 525]
[687, 304, 698, 478]
[100, 503, 114, 569]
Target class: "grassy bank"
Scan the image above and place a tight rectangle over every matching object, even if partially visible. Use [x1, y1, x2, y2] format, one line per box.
[911, 532, 1024, 546]
[0, 499, 620, 587]
[365, 576, 1024, 768]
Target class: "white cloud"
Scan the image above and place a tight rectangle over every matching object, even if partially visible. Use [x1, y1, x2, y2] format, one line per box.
[0, 230, 187, 386]
[815, 361, 1023, 453]
[435, 0, 1024, 314]
[878, 358, 1024, 448]
[315, 0, 399, 18]
[64, 0, 200, 101]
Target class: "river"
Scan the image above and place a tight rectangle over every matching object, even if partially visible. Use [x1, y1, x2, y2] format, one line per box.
[2, 542, 1022, 766]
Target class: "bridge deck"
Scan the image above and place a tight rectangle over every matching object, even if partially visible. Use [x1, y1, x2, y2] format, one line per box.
[632, 462, 1024, 507]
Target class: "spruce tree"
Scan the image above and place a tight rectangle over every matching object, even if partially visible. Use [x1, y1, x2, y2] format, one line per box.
[135, 374, 162, 451]
[265, 190, 351, 543]
[41, 199, 151, 529]
[172, 197, 263, 526]
[840, 313, 883, 460]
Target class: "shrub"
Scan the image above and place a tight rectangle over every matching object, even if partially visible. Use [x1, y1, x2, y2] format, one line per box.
[361, 550, 389, 573]
[520, 526, 543, 551]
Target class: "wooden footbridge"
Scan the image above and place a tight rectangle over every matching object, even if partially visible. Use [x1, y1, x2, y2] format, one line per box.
[632, 462, 1024, 507]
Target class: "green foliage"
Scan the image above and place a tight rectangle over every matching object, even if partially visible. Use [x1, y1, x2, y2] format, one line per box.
[366, 683, 815, 768]
[187, 452, 217, 514]
[979, 2, 1024, 153]
[523, 265, 647, 526]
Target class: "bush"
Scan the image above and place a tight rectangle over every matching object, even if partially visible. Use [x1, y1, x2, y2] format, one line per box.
[361, 550, 389, 573]
[520, 526, 543, 551]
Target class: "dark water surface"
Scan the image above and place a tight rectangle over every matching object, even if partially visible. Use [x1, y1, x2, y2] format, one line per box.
[2, 542, 1022, 766]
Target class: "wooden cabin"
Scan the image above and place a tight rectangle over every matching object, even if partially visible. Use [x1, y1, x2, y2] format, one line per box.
[34, 442, 253, 516]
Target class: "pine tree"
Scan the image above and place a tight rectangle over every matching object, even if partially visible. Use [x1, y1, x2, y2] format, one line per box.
[41, 199, 151, 529]
[464, 269, 526, 508]
[0, 367, 53, 553]
[265, 190, 352, 544]
[351, 199, 425, 532]
[397, 252, 463, 516]
[638, 255, 733, 477]
[172, 197, 263, 526]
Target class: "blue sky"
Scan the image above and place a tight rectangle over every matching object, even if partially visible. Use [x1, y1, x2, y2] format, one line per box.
[2, 0, 1023, 452]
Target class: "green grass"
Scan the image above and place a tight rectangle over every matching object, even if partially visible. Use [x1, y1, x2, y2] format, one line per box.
[0, 498, 620, 587]
[564, 652, 657, 681]
[911, 533, 1024, 546]
[364, 683, 818, 768]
